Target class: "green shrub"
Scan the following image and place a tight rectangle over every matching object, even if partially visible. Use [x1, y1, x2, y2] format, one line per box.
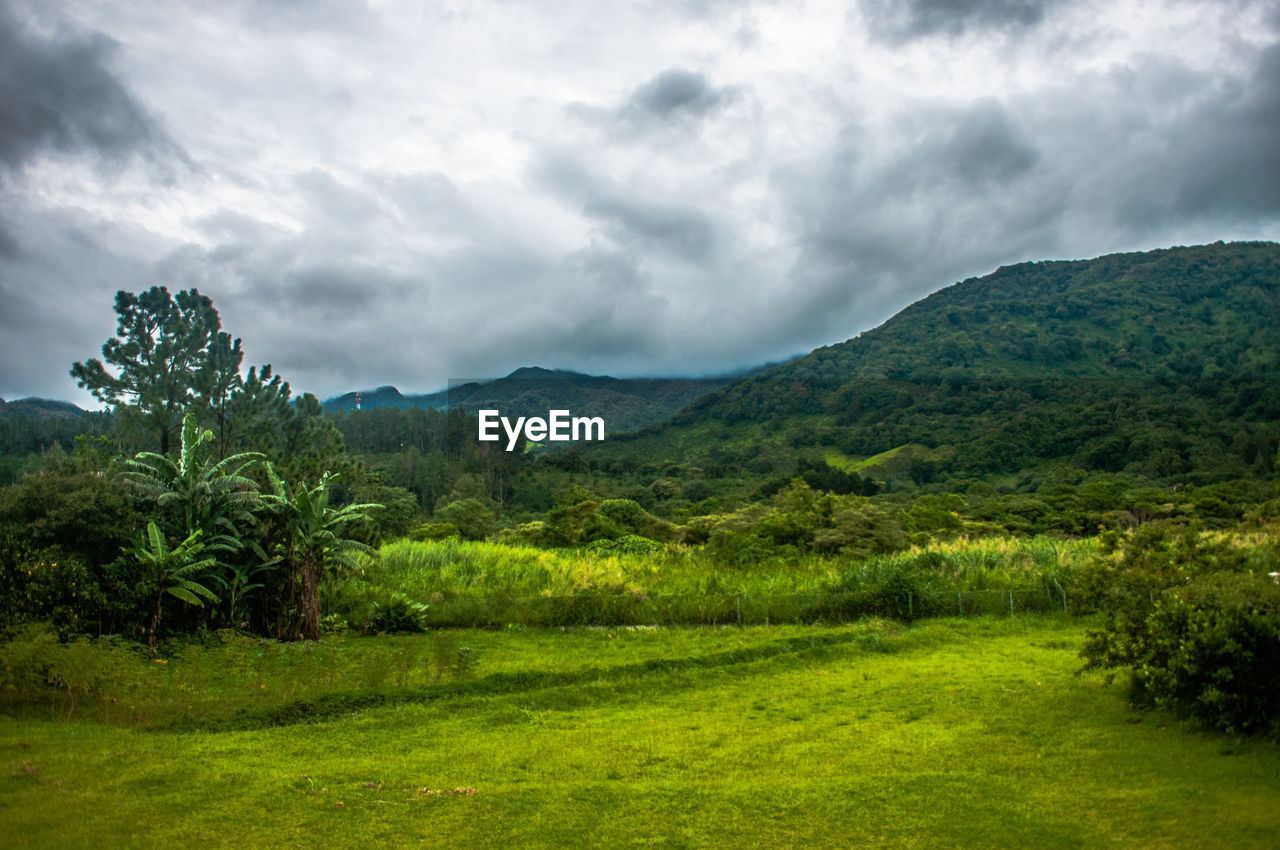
[1, 548, 110, 635]
[0, 623, 60, 702]
[0, 624, 145, 719]
[1082, 572, 1280, 736]
[598, 499, 648, 531]
[1070, 522, 1256, 615]
[368, 593, 430, 634]
[583, 535, 665, 556]
[437, 499, 496, 541]
[412, 521, 460, 541]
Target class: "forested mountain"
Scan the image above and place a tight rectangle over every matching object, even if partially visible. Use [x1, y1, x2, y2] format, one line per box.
[324, 366, 744, 433]
[596, 242, 1280, 485]
[0, 397, 89, 420]
[0, 398, 110, 484]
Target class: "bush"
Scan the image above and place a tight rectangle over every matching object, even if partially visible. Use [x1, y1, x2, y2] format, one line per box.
[437, 499, 496, 541]
[1078, 524, 1280, 736]
[0, 546, 111, 634]
[1083, 572, 1280, 736]
[368, 593, 430, 634]
[583, 535, 665, 556]
[412, 521, 460, 541]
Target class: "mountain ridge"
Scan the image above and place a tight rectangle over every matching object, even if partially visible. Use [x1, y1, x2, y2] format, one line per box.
[322, 363, 788, 434]
[590, 241, 1280, 485]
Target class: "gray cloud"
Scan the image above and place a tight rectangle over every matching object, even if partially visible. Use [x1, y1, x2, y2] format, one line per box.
[0, 206, 152, 402]
[603, 68, 742, 141]
[584, 195, 717, 263]
[861, 0, 1062, 42]
[626, 68, 729, 120]
[1161, 41, 1280, 220]
[880, 99, 1040, 196]
[534, 152, 719, 263]
[0, 8, 180, 174]
[2, 1, 1279, 406]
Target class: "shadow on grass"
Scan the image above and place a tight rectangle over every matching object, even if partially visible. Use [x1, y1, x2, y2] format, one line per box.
[171, 624, 910, 733]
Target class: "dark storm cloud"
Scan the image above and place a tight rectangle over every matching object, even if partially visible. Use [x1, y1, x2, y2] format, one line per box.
[779, 98, 1042, 268]
[584, 195, 717, 262]
[0, 218, 20, 259]
[882, 98, 1040, 195]
[0, 8, 180, 174]
[604, 68, 741, 140]
[1156, 41, 1280, 220]
[1025, 36, 1280, 233]
[861, 0, 1062, 42]
[470, 244, 667, 371]
[626, 69, 729, 120]
[763, 97, 1057, 347]
[0, 205, 153, 403]
[279, 265, 416, 313]
[533, 151, 718, 262]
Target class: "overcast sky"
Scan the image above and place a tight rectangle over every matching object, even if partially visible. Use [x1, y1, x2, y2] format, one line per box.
[2, 0, 1278, 407]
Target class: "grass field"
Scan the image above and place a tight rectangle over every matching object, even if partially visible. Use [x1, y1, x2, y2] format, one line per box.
[2, 616, 1278, 848]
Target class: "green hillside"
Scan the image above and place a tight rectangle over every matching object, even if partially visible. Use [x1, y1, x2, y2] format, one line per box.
[596, 242, 1280, 485]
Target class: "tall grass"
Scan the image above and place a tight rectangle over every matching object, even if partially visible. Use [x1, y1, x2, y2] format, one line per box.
[332, 536, 1098, 628]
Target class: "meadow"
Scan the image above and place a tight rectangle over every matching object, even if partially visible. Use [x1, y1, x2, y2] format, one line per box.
[3, 616, 1280, 848]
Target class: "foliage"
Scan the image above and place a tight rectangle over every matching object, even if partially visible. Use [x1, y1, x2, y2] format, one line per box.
[70, 286, 226, 454]
[264, 468, 381, 641]
[0, 441, 143, 634]
[1080, 523, 1280, 735]
[593, 242, 1280, 491]
[412, 521, 461, 541]
[126, 521, 219, 648]
[368, 592, 431, 634]
[2, 550, 107, 636]
[123, 412, 264, 549]
[436, 498, 496, 541]
[345, 480, 420, 543]
[333, 535, 1092, 628]
[583, 535, 666, 556]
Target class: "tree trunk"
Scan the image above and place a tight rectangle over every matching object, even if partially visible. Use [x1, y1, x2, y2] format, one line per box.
[300, 551, 321, 641]
[147, 594, 163, 651]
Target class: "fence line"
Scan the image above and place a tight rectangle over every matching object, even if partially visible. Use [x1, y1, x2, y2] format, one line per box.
[407, 587, 1077, 629]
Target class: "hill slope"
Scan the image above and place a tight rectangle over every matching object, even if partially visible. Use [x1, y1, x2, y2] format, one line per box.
[599, 242, 1280, 484]
[324, 367, 742, 433]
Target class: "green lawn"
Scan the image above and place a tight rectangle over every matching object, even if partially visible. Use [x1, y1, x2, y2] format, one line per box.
[2, 617, 1278, 847]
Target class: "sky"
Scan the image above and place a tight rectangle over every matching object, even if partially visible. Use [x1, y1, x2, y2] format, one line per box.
[2, 0, 1278, 408]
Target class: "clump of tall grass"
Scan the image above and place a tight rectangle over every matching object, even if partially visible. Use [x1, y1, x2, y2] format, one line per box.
[331, 536, 1096, 627]
[836, 536, 1094, 593]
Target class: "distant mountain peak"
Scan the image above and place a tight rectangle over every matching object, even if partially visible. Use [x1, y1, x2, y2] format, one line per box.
[0, 397, 88, 419]
[505, 366, 588, 380]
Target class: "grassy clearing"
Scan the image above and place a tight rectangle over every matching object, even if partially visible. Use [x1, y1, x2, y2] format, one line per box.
[3, 616, 1278, 847]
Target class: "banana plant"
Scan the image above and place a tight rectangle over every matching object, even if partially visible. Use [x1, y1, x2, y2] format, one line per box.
[123, 411, 264, 548]
[124, 411, 269, 627]
[129, 521, 218, 649]
[263, 465, 382, 640]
